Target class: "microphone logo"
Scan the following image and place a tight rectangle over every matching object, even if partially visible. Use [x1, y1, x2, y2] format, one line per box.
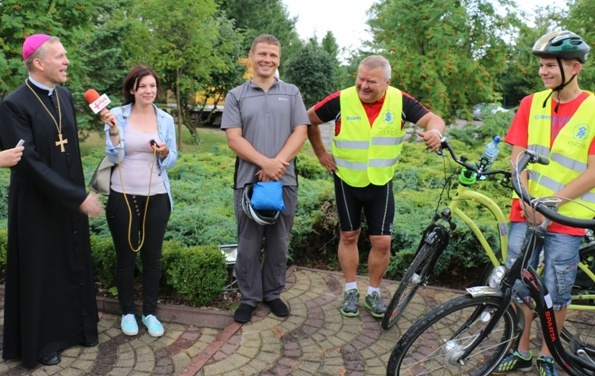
[88, 94, 111, 114]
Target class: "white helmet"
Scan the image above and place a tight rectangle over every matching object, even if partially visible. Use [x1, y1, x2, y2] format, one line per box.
[242, 184, 280, 225]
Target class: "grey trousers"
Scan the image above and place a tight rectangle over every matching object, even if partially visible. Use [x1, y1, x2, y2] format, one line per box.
[233, 186, 297, 306]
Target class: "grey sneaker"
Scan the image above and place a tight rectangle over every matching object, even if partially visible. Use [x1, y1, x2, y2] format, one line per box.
[340, 289, 360, 317]
[364, 291, 387, 318]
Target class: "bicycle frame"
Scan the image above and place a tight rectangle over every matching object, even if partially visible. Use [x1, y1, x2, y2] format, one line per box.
[522, 266, 595, 375]
[436, 140, 511, 270]
[448, 181, 509, 268]
[568, 245, 595, 311]
[460, 213, 595, 374]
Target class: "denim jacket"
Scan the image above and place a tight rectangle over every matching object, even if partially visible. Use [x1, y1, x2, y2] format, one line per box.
[104, 103, 177, 209]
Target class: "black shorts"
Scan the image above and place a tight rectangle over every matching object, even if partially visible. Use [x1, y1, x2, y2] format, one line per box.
[333, 174, 395, 235]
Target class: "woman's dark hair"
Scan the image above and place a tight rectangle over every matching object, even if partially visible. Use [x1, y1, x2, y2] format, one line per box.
[122, 65, 161, 105]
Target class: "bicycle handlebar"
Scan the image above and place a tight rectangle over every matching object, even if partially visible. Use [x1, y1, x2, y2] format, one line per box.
[438, 137, 510, 179]
[512, 150, 595, 230]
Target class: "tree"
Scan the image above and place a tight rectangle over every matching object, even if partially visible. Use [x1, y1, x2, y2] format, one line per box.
[321, 31, 349, 91]
[368, 0, 523, 121]
[500, 16, 550, 107]
[219, 0, 303, 67]
[0, 0, 126, 135]
[501, 0, 595, 107]
[126, 0, 220, 150]
[284, 42, 336, 109]
[184, 14, 246, 142]
[561, 0, 595, 90]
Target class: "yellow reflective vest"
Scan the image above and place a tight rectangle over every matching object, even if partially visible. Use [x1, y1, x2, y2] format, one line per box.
[527, 89, 595, 219]
[333, 86, 404, 187]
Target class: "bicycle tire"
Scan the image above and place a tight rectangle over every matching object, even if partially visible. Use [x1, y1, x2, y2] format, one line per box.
[561, 244, 595, 355]
[386, 295, 517, 376]
[381, 241, 441, 330]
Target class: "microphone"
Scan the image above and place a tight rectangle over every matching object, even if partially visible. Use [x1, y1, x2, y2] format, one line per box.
[84, 89, 116, 126]
[84, 89, 111, 114]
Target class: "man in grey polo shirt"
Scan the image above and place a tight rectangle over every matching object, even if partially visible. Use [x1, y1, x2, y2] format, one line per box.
[221, 34, 309, 324]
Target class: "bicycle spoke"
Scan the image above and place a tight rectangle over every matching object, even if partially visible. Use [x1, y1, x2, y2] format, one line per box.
[388, 296, 516, 375]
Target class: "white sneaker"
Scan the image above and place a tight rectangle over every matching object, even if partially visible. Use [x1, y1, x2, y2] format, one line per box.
[121, 314, 138, 336]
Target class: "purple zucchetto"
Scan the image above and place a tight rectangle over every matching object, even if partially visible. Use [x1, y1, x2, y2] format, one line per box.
[22, 34, 51, 60]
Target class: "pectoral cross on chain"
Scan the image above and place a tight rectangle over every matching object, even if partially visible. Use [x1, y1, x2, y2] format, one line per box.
[55, 133, 68, 152]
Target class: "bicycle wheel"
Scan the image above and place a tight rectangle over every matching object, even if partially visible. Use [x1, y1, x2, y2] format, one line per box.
[561, 244, 595, 354]
[381, 241, 441, 330]
[386, 295, 517, 376]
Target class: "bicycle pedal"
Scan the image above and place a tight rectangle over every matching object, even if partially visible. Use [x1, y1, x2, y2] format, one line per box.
[576, 348, 595, 367]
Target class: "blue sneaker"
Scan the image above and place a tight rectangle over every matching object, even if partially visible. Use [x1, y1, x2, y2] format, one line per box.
[492, 350, 532, 374]
[142, 314, 164, 337]
[537, 355, 557, 376]
[121, 314, 138, 336]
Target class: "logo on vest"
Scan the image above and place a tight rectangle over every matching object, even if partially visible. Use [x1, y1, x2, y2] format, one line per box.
[384, 111, 395, 124]
[572, 123, 590, 143]
[533, 114, 551, 120]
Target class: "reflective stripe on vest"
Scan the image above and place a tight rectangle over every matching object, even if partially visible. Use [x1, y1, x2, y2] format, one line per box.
[529, 171, 595, 204]
[527, 89, 595, 219]
[333, 86, 404, 187]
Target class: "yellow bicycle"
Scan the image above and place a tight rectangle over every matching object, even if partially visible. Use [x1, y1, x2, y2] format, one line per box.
[382, 137, 510, 330]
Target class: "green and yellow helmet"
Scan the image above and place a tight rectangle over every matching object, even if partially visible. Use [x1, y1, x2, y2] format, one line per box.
[532, 30, 590, 63]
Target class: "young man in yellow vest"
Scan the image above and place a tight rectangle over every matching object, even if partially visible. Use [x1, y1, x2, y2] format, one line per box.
[494, 31, 595, 376]
[307, 55, 445, 319]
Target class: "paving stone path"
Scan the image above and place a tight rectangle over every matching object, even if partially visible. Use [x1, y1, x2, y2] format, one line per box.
[0, 266, 579, 375]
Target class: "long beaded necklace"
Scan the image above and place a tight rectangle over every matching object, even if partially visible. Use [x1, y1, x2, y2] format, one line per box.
[25, 80, 68, 152]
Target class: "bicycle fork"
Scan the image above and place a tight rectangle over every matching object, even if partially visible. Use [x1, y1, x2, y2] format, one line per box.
[414, 208, 457, 281]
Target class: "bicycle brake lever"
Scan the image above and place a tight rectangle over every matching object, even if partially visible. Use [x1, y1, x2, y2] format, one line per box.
[500, 176, 512, 188]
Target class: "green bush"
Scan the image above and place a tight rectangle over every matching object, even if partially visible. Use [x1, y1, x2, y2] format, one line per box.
[447, 111, 515, 147]
[90, 235, 118, 290]
[161, 242, 227, 306]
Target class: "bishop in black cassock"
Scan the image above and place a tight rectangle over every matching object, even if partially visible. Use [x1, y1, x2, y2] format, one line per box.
[0, 34, 102, 369]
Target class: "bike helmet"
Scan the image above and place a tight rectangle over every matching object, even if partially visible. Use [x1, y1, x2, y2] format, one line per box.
[532, 30, 590, 63]
[242, 183, 280, 226]
[532, 31, 590, 111]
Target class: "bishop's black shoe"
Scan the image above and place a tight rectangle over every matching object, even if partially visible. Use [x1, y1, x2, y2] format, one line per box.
[39, 352, 61, 366]
[83, 339, 99, 347]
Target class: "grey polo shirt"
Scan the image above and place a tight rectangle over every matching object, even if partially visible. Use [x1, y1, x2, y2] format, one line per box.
[221, 79, 309, 189]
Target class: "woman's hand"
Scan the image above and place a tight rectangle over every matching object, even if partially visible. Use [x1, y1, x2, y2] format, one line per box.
[150, 141, 169, 158]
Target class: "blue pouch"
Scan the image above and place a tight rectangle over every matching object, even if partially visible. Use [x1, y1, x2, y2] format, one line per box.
[251, 181, 285, 211]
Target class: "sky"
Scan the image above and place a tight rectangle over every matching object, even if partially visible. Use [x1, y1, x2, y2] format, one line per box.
[282, 0, 558, 60]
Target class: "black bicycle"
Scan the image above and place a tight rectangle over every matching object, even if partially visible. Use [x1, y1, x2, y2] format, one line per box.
[387, 150, 595, 375]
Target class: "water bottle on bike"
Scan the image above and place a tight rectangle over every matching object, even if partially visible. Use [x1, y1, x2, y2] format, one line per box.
[478, 135, 501, 179]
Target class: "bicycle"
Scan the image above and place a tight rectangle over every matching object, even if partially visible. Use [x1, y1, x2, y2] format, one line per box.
[382, 139, 595, 344]
[382, 138, 512, 330]
[386, 149, 595, 375]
